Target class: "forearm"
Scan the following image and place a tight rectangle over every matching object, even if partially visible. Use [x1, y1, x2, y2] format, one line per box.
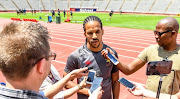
[44, 73, 72, 98]
[63, 85, 80, 98]
[116, 58, 146, 75]
[112, 81, 120, 99]
[116, 62, 132, 75]
[65, 81, 90, 96]
[111, 71, 120, 99]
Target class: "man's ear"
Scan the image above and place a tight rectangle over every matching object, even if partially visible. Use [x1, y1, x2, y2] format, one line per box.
[36, 58, 45, 74]
[172, 31, 175, 35]
[171, 31, 176, 37]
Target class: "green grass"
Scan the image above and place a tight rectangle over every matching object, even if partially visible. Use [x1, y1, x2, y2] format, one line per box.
[0, 12, 180, 31]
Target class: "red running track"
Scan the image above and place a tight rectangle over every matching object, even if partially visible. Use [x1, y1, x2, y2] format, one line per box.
[1, 18, 180, 99]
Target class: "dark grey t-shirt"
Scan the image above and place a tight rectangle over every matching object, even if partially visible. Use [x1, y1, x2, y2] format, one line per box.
[64, 43, 119, 99]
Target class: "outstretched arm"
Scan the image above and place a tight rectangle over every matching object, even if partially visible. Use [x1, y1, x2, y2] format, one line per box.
[43, 67, 89, 98]
[101, 48, 146, 75]
[128, 82, 179, 99]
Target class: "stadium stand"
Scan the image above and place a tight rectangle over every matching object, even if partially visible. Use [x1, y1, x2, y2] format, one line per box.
[69, 0, 81, 8]
[94, 0, 109, 11]
[13, 0, 31, 10]
[134, 0, 154, 13]
[1, 0, 180, 14]
[57, 0, 68, 10]
[120, 0, 139, 12]
[28, 0, 42, 10]
[0, 3, 5, 10]
[165, 0, 180, 14]
[81, 0, 96, 8]
[106, 0, 124, 11]
[41, 0, 56, 10]
[0, 0, 17, 10]
[150, 0, 171, 13]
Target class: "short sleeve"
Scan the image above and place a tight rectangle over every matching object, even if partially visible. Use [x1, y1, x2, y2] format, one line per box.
[138, 47, 149, 63]
[64, 53, 78, 73]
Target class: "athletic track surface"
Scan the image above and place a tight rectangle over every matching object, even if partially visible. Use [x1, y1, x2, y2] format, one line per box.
[0, 18, 180, 99]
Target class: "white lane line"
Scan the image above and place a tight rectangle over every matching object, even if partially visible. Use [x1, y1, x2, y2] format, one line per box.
[52, 37, 146, 49]
[52, 60, 66, 64]
[51, 42, 78, 48]
[51, 33, 152, 45]
[50, 30, 155, 43]
[50, 42, 137, 59]
[53, 54, 135, 65]
[51, 41, 140, 53]
[118, 54, 136, 59]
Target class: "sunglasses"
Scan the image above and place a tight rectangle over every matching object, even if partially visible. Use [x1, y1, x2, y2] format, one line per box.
[154, 30, 173, 36]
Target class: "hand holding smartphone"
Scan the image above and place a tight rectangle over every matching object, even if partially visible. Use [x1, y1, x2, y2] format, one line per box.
[86, 70, 96, 84]
[103, 49, 119, 65]
[90, 77, 103, 93]
[118, 77, 135, 90]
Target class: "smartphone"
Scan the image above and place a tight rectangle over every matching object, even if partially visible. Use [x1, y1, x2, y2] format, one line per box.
[118, 77, 135, 90]
[90, 77, 103, 93]
[86, 70, 96, 84]
[107, 51, 119, 65]
[146, 60, 173, 75]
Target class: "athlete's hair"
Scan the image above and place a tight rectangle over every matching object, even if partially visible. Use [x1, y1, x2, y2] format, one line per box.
[83, 16, 102, 32]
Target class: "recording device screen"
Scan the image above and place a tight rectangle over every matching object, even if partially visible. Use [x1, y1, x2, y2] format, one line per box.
[90, 77, 103, 93]
[86, 70, 96, 84]
[107, 51, 119, 65]
[118, 77, 135, 90]
[146, 60, 173, 75]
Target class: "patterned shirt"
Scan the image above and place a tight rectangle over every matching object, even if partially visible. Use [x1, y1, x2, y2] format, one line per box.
[0, 86, 48, 99]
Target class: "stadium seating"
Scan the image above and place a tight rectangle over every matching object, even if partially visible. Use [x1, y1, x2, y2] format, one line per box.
[134, 0, 154, 13]
[28, 0, 41, 10]
[57, 0, 68, 10]
[150, 0, 171, 13]
[1, 0, 180, 14]
[106, 0, 124, 11]
[81, 0, 95, 8]
[94, 0, 109, 11]
[13, 0, 31, 10]
[0, 0, 16, 10]
[69, 0, 81, 8]
[120, 0, 139, 12]
[166, 0, 180, 14]
[41, 0, 56, 10]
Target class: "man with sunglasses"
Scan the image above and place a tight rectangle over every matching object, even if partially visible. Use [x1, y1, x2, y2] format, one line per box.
[0, 22, 102, 99]
[102, 17, 180, 98]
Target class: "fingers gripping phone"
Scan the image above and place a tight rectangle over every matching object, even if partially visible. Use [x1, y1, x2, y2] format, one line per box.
[104, 49, 119, 65]
[90, 77, 103, 93]
[86, 70, 96, 84]
[118, 77, 135, 90]
[146, 60, 173, 75]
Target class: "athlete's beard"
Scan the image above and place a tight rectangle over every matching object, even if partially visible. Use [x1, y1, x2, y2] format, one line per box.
[89, 39, 100, 48]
